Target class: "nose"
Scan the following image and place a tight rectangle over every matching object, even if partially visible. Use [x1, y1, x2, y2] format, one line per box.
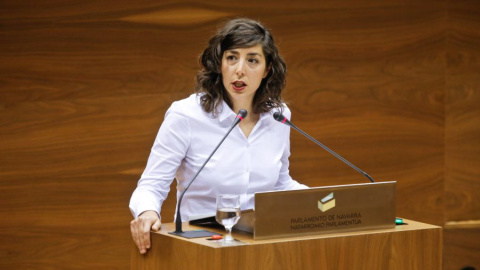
[235, 60, 246, 77]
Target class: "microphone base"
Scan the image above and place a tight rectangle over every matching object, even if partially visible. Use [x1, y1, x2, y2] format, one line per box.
[169, 229, 220, 239]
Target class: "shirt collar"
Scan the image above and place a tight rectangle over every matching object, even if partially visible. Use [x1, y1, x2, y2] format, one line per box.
[213, 98, 277, 125]
[216, 100, 236, 124]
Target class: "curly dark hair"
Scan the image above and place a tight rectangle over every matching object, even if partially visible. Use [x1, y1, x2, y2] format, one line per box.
[195, 18, 287, 115]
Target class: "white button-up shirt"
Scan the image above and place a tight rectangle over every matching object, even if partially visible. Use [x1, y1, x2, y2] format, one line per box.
[129, 94, 307, 221]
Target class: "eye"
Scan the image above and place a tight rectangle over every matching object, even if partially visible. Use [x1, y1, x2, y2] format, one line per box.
[248, 58, 259, 64]
[226, 55, 237, 61]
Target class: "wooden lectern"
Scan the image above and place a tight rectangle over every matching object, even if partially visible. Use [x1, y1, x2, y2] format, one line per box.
[131, 219, 442, 269]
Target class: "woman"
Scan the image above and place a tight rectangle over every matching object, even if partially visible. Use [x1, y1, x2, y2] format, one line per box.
[129, 18, 307, 254]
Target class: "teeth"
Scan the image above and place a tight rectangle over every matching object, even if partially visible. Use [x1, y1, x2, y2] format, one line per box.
[234, 82, 244, 87]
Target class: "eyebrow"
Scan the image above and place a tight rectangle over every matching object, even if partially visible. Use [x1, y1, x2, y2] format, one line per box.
[226, 50, 264, 58]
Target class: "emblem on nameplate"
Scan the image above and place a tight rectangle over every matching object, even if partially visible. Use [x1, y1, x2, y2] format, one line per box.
[318, 192, 335, 212]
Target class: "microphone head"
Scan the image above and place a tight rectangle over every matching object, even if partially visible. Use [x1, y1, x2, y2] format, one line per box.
[273, 111, 294, 127]
[238, 109, 247, 119]
[231, 109, 248, 127]
[273, 111, 285, 122]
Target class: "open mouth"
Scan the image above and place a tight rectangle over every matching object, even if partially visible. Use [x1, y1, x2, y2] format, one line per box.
[232, 81, 247, 90]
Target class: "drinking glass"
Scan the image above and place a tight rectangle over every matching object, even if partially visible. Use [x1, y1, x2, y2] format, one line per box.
[215, 194, 241, 243]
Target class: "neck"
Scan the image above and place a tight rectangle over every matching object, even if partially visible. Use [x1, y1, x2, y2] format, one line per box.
[234, 103, 260, 138]
[231, 95, 253, 113]
[233, 104, 258, 122]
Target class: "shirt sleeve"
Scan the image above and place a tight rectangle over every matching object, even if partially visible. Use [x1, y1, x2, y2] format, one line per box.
[129, 105, 191, 218]
[274, 110, 309, 191]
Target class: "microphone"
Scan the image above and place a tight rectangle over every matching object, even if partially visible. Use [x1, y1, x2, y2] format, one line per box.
[231, 109, 247, 126]
[170, 109, 248, 238]
[273, 112, 375, 183]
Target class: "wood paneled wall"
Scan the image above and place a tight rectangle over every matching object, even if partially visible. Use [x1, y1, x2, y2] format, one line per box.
[444, 0, 480, 269]
[0, 0, 478, 269]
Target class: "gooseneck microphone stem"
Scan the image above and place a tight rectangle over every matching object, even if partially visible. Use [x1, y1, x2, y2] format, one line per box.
[174, 123, 235, 233]
[174, 109, 247, 234]
[291, 124, 375, 183]
[273, 112, 374, 183]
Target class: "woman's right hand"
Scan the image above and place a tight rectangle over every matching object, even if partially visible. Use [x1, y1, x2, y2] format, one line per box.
[130, 210, 161, 254]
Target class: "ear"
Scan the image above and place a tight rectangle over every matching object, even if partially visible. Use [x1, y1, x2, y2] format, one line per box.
[263, 63, 272, 79]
